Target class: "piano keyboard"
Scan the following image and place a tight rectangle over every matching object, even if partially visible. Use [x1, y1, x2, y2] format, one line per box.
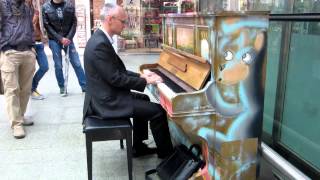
[151, 69, 186, 93]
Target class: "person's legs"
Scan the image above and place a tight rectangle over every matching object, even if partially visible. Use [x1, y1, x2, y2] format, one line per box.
[49, 40, 64, 90]
[0, 51, 22, 128]
[0, 50, 35, 138]
[31, 43, 49, 99]
[131, 92, 174, 158]
[131, 93, 150, 145]
[65, 42, 86, 91]
[19, 50, 36, 117]
[148, 109, 174, 158]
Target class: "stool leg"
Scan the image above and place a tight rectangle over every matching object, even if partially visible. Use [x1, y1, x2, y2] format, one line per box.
[126, 130, 133, 180]
[86, 135, 92, 180]
[120, 139, 124, 149]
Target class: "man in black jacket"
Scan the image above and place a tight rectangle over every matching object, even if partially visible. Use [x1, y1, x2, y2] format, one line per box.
[42, 0, 86, 96]
[83, 3, 173, 158]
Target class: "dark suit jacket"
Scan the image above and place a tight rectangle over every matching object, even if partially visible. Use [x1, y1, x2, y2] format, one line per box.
[83, 29, 147, 120]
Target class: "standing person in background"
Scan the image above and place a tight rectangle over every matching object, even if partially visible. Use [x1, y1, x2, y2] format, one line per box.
[0, 0, 36, 139]
[31, 0, 49, 100]
[42, 0, 86, 96]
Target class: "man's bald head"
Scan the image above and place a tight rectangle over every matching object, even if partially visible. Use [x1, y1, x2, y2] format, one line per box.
[100, 3, 127, 36]
[100, 3, 125, 21]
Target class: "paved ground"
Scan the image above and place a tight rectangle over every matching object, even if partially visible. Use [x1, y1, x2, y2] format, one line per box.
[0, 52, 161, 180]
[0, 51, 275, 180]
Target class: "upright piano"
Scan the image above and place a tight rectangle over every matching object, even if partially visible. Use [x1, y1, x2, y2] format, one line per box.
[140, 12, 269, 179]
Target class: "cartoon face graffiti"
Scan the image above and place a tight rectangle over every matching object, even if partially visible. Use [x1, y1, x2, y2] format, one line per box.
[217, 30, 265, 86]
[218, 50, 250, 85]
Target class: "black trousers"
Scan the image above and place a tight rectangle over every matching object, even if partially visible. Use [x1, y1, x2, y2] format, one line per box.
[131, 92, 173, 156]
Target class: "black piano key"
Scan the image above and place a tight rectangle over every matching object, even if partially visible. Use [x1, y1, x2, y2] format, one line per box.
[152, 69, 186, 93]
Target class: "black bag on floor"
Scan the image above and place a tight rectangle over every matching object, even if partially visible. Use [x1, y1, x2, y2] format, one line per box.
[145, 144, 205, 180]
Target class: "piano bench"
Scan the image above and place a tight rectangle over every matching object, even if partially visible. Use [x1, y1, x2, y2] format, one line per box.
[83, 116, 133, 180]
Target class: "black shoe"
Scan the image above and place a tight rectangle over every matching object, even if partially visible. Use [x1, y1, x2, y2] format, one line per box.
[132, 143, 157, 158]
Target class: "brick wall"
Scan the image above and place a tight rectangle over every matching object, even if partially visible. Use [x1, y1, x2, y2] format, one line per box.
[92, 0, 105, 22]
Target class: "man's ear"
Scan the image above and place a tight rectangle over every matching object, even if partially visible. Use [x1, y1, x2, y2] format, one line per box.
[105, 15, 112, 24]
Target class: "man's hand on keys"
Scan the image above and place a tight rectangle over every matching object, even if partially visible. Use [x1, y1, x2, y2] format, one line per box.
[141, 70, 163, 84]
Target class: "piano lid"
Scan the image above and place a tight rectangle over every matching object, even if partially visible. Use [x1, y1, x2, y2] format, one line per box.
[157, 49, 211, 90]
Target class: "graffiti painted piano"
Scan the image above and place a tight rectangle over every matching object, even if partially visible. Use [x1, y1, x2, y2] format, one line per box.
[140, 12, 269, 179]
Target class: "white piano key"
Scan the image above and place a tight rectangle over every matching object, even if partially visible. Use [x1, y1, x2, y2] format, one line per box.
[157, 83, 176, 100]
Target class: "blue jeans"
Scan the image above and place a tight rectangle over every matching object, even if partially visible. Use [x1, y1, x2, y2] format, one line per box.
[48, 40, 86, 90]
[32, 43, 49, 92]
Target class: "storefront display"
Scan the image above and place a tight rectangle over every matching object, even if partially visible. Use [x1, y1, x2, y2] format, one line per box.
[162, 1, 178, 13]
[142, 1, 162, 48]
[180, 0, 195, 13]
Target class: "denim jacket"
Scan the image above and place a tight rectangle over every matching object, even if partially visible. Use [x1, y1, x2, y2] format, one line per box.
[0, 0, 34, 51]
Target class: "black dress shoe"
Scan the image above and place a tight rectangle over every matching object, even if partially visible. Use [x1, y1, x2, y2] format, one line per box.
[132, 143, 157, 158]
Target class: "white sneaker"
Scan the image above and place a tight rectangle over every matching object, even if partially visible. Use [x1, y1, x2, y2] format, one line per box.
[31, 90, 45, 100]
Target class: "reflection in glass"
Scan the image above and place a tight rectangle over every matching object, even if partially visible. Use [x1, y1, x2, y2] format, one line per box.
[293, 0, 320, 13]
[250, 0, 293, 13]
[292, 21, 320, 35]
[280, 21, 320, 171]
[263, 21, 282, 135]
[296, 1, 320, 35]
